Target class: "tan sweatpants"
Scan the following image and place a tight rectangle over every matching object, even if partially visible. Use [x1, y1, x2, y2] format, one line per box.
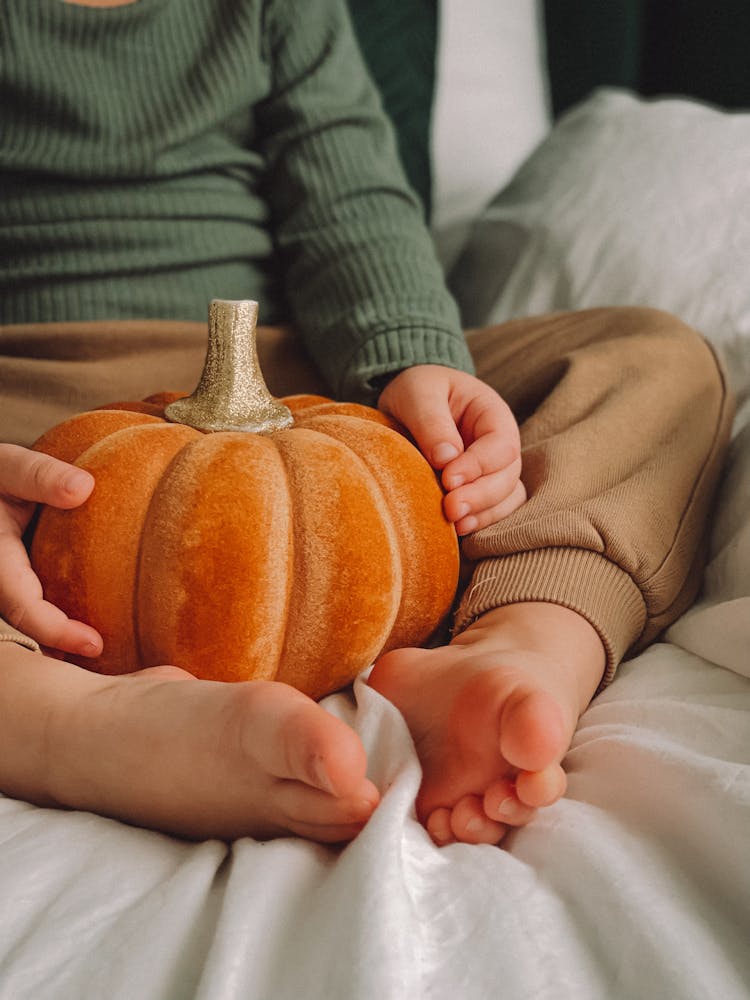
[0, 308, 733, 682]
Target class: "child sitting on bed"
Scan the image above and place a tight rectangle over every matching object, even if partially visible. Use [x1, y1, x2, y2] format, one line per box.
[0, 0, 731, 847]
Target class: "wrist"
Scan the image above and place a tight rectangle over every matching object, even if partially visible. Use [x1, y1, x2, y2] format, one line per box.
[370, 368, 406, 404]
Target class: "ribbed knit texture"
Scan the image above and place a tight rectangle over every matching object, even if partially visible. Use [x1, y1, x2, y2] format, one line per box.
[0, 624, 40, 655]
[0, 0, 473, 400]
[453, 548, 647, 685]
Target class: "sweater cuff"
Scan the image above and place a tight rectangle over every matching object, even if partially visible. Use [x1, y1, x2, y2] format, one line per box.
[343, 324, 475, 402]
[453, 548, 647, 687]
[0, 617, 42, 654]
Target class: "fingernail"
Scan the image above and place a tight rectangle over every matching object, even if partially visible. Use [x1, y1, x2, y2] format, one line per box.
[445, 474, 465, 490]
[496, 797, 516, 818]
[455, 502, 471, 519]
[465, 817, 485, 835]
[432, 443, 460, 465]
[62, 469, 92, 495]
[458, 516, 478, 535]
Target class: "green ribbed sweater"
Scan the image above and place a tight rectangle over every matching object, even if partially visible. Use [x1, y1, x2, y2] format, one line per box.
[0, 0, 473, 400]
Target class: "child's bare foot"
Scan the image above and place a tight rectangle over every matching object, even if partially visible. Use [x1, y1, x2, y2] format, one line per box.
[368, 602, 605, 846]
[0, 648, 379, 843]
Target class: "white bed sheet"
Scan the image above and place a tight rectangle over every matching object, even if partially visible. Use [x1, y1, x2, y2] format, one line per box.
[2, 90, 750, 999]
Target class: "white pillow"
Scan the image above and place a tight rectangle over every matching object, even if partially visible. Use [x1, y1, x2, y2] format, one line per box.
[430, 0, 551, 271]
[449, 88, 750, 400]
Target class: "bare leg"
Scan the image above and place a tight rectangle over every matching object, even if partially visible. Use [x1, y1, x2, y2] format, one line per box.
[369, 602, 604, 845]
[0, 645, 379, 843]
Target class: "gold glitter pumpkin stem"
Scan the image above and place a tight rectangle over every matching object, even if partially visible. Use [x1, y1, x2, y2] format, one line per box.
[164, 299, 294, 434]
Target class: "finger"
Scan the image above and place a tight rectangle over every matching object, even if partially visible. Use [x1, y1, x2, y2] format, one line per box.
[444, 458, 522, 516]
[0, 444, 94, 509]
[408, 410, 465, 472]
[441, 432, 520, 491]
[444, 461, 524, 528]
[453, 383, 518, 449]
[0, 531, 102, 655]
[11, 598, 102, 656]
[418, 384, 517, 474]
[452, 480, 527, 535]
[380, 379, 466, 469]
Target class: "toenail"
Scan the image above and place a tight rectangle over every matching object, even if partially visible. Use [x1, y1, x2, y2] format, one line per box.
[311, 755, 336, 794]
[496, 797, 516, 818]
[357, 798, 376, 817]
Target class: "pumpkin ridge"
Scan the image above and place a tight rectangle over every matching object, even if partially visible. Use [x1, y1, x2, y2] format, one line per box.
[32, 409, 163, 466]
[32, 422, 201, 673]
[292, 413, 459, 651]
[272, 426, 402, 698]
[136, 432, 294, 682]
[132, 432, 204, 671]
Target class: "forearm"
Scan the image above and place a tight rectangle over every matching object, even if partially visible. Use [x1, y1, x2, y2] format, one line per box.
[258, 0, 473, 401]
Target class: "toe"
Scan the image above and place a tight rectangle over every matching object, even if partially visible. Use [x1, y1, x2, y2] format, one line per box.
[499, 689, 568, 773]
[516, 763, 567, 808]
[483, 779, 537, 827]
[133, 664, 196, 682]
[426, 807, 455, 846]
[301, 822, 370, 844]
[275, 780, 379, 830]
[450, 795, 508, 845]
[238, 682, 369, 797]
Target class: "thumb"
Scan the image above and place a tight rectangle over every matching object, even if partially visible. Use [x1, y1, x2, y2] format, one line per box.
[0, 444, 94, 510]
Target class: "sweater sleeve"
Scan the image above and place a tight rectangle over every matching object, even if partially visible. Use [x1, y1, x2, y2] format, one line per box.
[255, 0, 474, 402]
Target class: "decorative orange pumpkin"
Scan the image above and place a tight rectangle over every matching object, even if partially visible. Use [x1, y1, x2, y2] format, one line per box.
[30, 300, 459, 700]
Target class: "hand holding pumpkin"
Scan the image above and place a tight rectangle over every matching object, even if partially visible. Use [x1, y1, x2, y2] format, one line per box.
[377, 365, 526, 534]
[0, 443, 102, 655]
[21, 301, 461, 699]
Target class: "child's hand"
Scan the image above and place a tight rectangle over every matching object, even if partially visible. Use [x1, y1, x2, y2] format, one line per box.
[378, 365, 526, 534]
[0, 444, 103, 656]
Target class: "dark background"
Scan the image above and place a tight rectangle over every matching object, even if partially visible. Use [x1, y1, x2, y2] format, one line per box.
[544, 0, 750, 117]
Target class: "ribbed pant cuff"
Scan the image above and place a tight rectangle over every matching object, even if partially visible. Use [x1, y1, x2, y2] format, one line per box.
[453, 548, 647, 686]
